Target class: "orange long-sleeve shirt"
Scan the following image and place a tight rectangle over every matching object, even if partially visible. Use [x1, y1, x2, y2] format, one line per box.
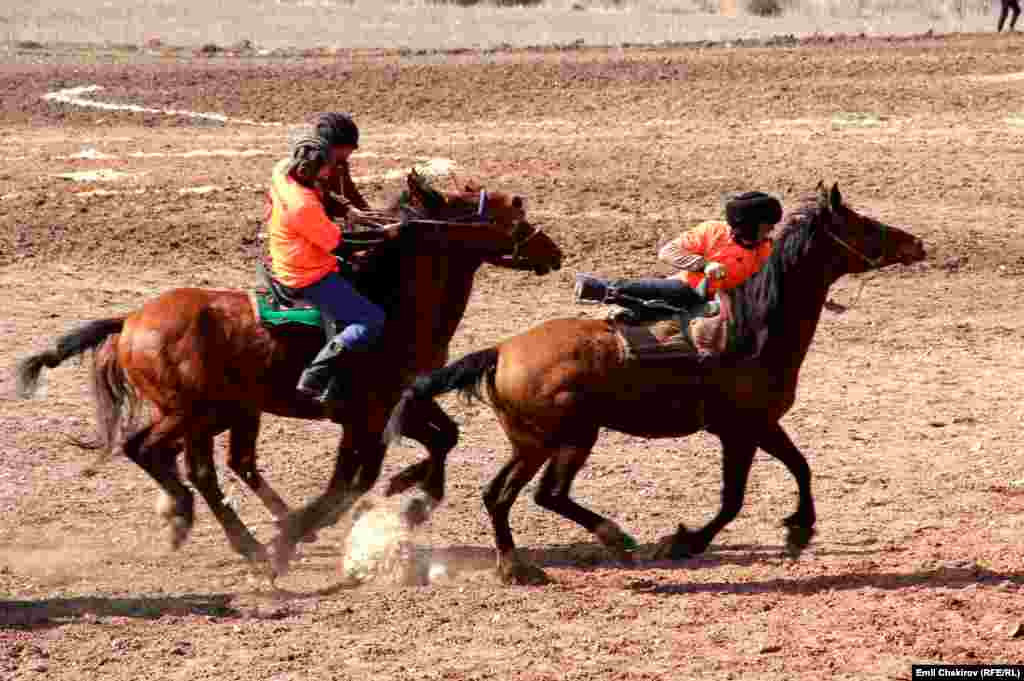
[266, 159, 343, 289]
[663, 220, 772, 296]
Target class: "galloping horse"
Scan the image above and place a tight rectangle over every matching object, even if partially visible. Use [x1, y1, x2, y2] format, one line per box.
[16, 172, 563, 578]
[385, 183, 926, 585]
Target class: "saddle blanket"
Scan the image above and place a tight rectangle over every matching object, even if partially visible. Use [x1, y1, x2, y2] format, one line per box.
[250, 291, 322, 328]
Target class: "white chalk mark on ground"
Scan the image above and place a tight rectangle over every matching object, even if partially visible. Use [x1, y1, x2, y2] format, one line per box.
[42, 85, 284, 127]
[54, 169, 144, 182]
[968, 71, 1024, 83]
[178, 185, 223, 195]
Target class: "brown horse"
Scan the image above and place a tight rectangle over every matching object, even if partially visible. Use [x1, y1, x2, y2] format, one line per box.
[16, 172, 563, 578]
[384, 183, 926, 585]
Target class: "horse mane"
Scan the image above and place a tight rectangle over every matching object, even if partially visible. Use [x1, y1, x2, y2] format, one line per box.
[729, 194, 824, 355]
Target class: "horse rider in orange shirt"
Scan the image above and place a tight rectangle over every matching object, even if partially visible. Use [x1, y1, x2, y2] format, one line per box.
[266, 112, 400, 403]
[574, 191, 783, 310]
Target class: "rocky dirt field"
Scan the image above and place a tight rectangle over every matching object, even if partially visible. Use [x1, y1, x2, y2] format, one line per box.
[2, 31, 1024, 681]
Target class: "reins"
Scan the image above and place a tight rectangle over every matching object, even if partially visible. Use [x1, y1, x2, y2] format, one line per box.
[823, 220, 888, 311]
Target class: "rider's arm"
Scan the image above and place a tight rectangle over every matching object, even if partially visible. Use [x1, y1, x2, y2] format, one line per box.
[338, 160, 370, 211]
[292, 187, 343, 253]
[657, 229, 708, 273]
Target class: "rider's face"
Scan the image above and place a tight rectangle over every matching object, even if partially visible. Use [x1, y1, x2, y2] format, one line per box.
[317, 144, 357, 181]
[331, 144, 357, 163]
[756, 222, 776, 241]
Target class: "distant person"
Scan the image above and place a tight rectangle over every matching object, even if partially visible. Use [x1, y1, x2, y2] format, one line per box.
[999, 0, 1020, 32]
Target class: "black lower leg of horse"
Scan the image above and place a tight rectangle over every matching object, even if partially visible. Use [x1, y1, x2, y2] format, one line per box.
[226, 412, 290, 520]
[385, 399, 458, 503]
[483, 451, 548, 557]
[672, 435, 756, 558]
[273, 439, 363, 576]
[280, 437, 383, 546]
[998, 1, 1020, 30]
[319, 443, 386, 531]
[185, 432, 268, 564]
[533, 445, 603, 532]
[533, 440, 636, 561]
[756, 422, 816, 553]
[122, 419, 194, 550]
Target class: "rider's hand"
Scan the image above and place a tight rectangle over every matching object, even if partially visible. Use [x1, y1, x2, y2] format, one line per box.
[704, 261, 727, 281]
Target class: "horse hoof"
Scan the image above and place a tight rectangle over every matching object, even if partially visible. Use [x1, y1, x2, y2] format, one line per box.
[652, 539, 693, 561]
[652, 524, 703, 561]
[595, 521, 639, 563]
[498, 555, 551, 586]
[784, 525, 816, 559]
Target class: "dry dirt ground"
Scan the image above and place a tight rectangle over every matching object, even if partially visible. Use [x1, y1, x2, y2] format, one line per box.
[2, 33, 1024, 681]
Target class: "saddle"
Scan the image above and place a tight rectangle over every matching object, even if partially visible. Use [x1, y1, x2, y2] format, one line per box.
[252, 261, 336, 336]
[613, 291, 736, 363]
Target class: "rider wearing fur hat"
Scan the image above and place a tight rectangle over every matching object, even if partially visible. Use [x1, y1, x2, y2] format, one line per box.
[574, 191, 783, 309]
[265, 112, 399, 403]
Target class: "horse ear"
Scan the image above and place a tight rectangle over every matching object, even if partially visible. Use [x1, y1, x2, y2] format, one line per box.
[816, 181, 830, 212]
[829, 183, 843, 211]
[512, 196, 524, 209]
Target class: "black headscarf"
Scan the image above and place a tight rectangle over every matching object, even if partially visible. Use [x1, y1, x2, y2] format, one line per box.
[286, 112, 360, 187]
[287, 135, 330, 187]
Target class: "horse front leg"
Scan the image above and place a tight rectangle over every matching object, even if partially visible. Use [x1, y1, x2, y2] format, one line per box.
[385, 398, 458, 505]
[655, 433, 756, 560]
[756, 421, 816, 557]
[272, 427, 386, 578]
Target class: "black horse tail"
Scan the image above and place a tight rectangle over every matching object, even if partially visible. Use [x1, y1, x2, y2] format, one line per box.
[16, 318, 125, 399]
[16, 318, 138, 473]
[382, 347, 499, 446]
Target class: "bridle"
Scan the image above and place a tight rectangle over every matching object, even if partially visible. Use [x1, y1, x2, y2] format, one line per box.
[405, 188, 545, 263]
[824, 223, 886, 270]
[822, 218, 889, 310]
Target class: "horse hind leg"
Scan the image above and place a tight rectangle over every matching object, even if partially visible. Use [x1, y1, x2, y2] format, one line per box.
[185, 431, 270, 572]
[226, 412, 290, 521]
[483, 443, 550, 586]
[123, 417, 194, 551]
[533, 435, 639, 563]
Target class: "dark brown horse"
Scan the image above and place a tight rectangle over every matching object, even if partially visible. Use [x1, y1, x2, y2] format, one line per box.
[384, 183, 926, 585]
[16, 172, 563, 578]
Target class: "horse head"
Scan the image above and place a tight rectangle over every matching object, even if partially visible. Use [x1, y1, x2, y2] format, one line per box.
[404, 169, 562, 276]
[813, 181, 926, 276]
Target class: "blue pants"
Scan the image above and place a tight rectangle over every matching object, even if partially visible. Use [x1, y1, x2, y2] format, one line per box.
[298, 271, 385, 351]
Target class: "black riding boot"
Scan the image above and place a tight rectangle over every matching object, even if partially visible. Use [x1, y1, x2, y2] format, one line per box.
[297, 335, 349, 403]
